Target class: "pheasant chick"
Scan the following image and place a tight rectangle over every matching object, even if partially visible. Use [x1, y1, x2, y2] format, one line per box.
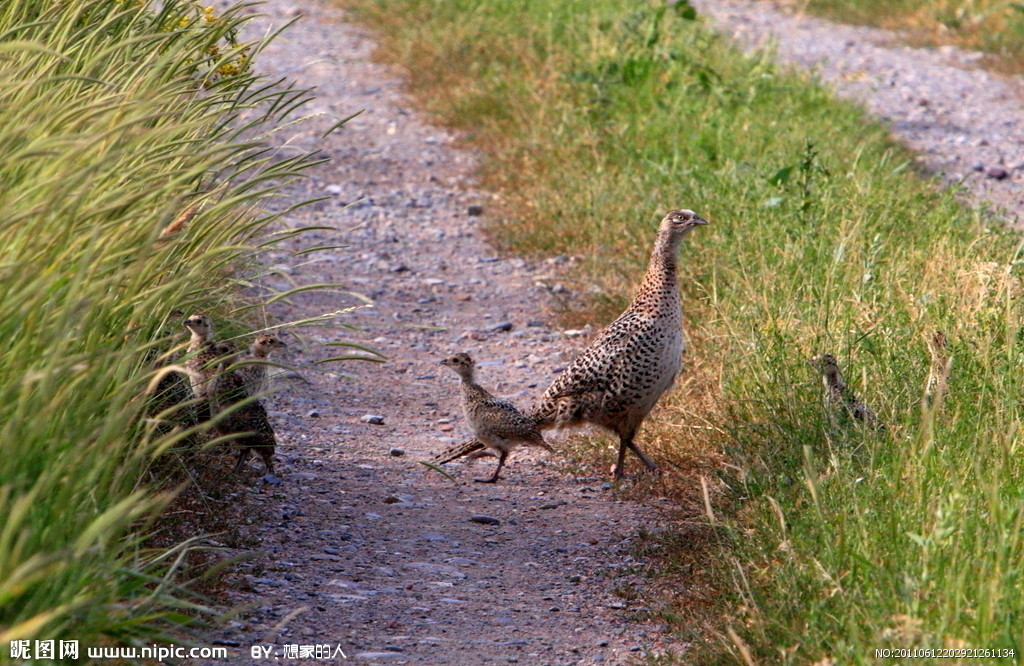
[440, 352, 552, 483]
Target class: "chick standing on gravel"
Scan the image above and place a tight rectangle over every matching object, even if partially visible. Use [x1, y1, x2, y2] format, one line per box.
[439, 352, 552, 483]
[209, 343, 277, 474]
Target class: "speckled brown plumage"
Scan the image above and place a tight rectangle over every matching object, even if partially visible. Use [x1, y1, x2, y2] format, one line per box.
[237, 334, 288, 397]
[144, 311, 198, 435]
[183, 313, 229, 422]
[146, 367, 197, 434]
[530, 209, 707, 478]
[210, 347, 277, 474]
[811, 352, 883, 429]
[432, 437, 488, 466]
[437, 352, 551, 483]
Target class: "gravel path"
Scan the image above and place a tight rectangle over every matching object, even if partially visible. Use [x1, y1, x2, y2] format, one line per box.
[189, 1, 685, 663]
[692, 0, 1024, 221]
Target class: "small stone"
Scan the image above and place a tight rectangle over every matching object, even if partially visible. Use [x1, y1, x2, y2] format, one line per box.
[601, 482, 613, 490]
[597, 640, 609, 647]
[405, 562, 467, 579]
[389, 448, 405, 457]
[390, 263, 409, 273]
[972, 162, 985, 172]
[261, 474, 282, 486]
[467, 204, 484, 216]
[325, 184, 343, 195]
[324, 547, 340, 555]
[526, 320, 545, 327]
[987, 167, 1009, 180]
[569, 575, 582, 583]
[488, 321, 514, 333]
[307, 409, 320, 418]
[361, 414, 385, 425]
[383, 496, 403, 504]
[383, 646, 404, 652]
[540, 501, 566, 510]
[310, 553, 343, 562]
[446, 557, 478, 566]
[469, 515, 500, 526]
[457, 330, 487, 342]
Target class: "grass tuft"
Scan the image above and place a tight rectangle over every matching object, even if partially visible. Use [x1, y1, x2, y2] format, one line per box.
[1, 0, 327, 648]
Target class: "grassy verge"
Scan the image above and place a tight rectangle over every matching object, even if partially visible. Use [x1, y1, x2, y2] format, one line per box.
[787, 0, 1024, 72]
[338, 0, 1024, 662]
[1, 0, 324, 652]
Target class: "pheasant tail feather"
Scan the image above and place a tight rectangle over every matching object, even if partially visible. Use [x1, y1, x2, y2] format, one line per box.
[432, 438, 486, 465]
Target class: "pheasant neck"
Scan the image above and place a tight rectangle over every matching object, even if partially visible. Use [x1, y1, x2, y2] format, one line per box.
[188, 331, 208, 349]
[644, 231, 681, 291]
[460, 377, 490, 403]
[824, 367, 845, 391]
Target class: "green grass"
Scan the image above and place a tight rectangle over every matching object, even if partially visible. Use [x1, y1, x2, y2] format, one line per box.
[338, 0, 1024, 662]
[1, 0, 324, 651]
[791, 0, 1024, 71]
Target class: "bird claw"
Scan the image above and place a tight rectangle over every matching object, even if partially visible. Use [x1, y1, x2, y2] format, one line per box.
[609, 464, 659, 480]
